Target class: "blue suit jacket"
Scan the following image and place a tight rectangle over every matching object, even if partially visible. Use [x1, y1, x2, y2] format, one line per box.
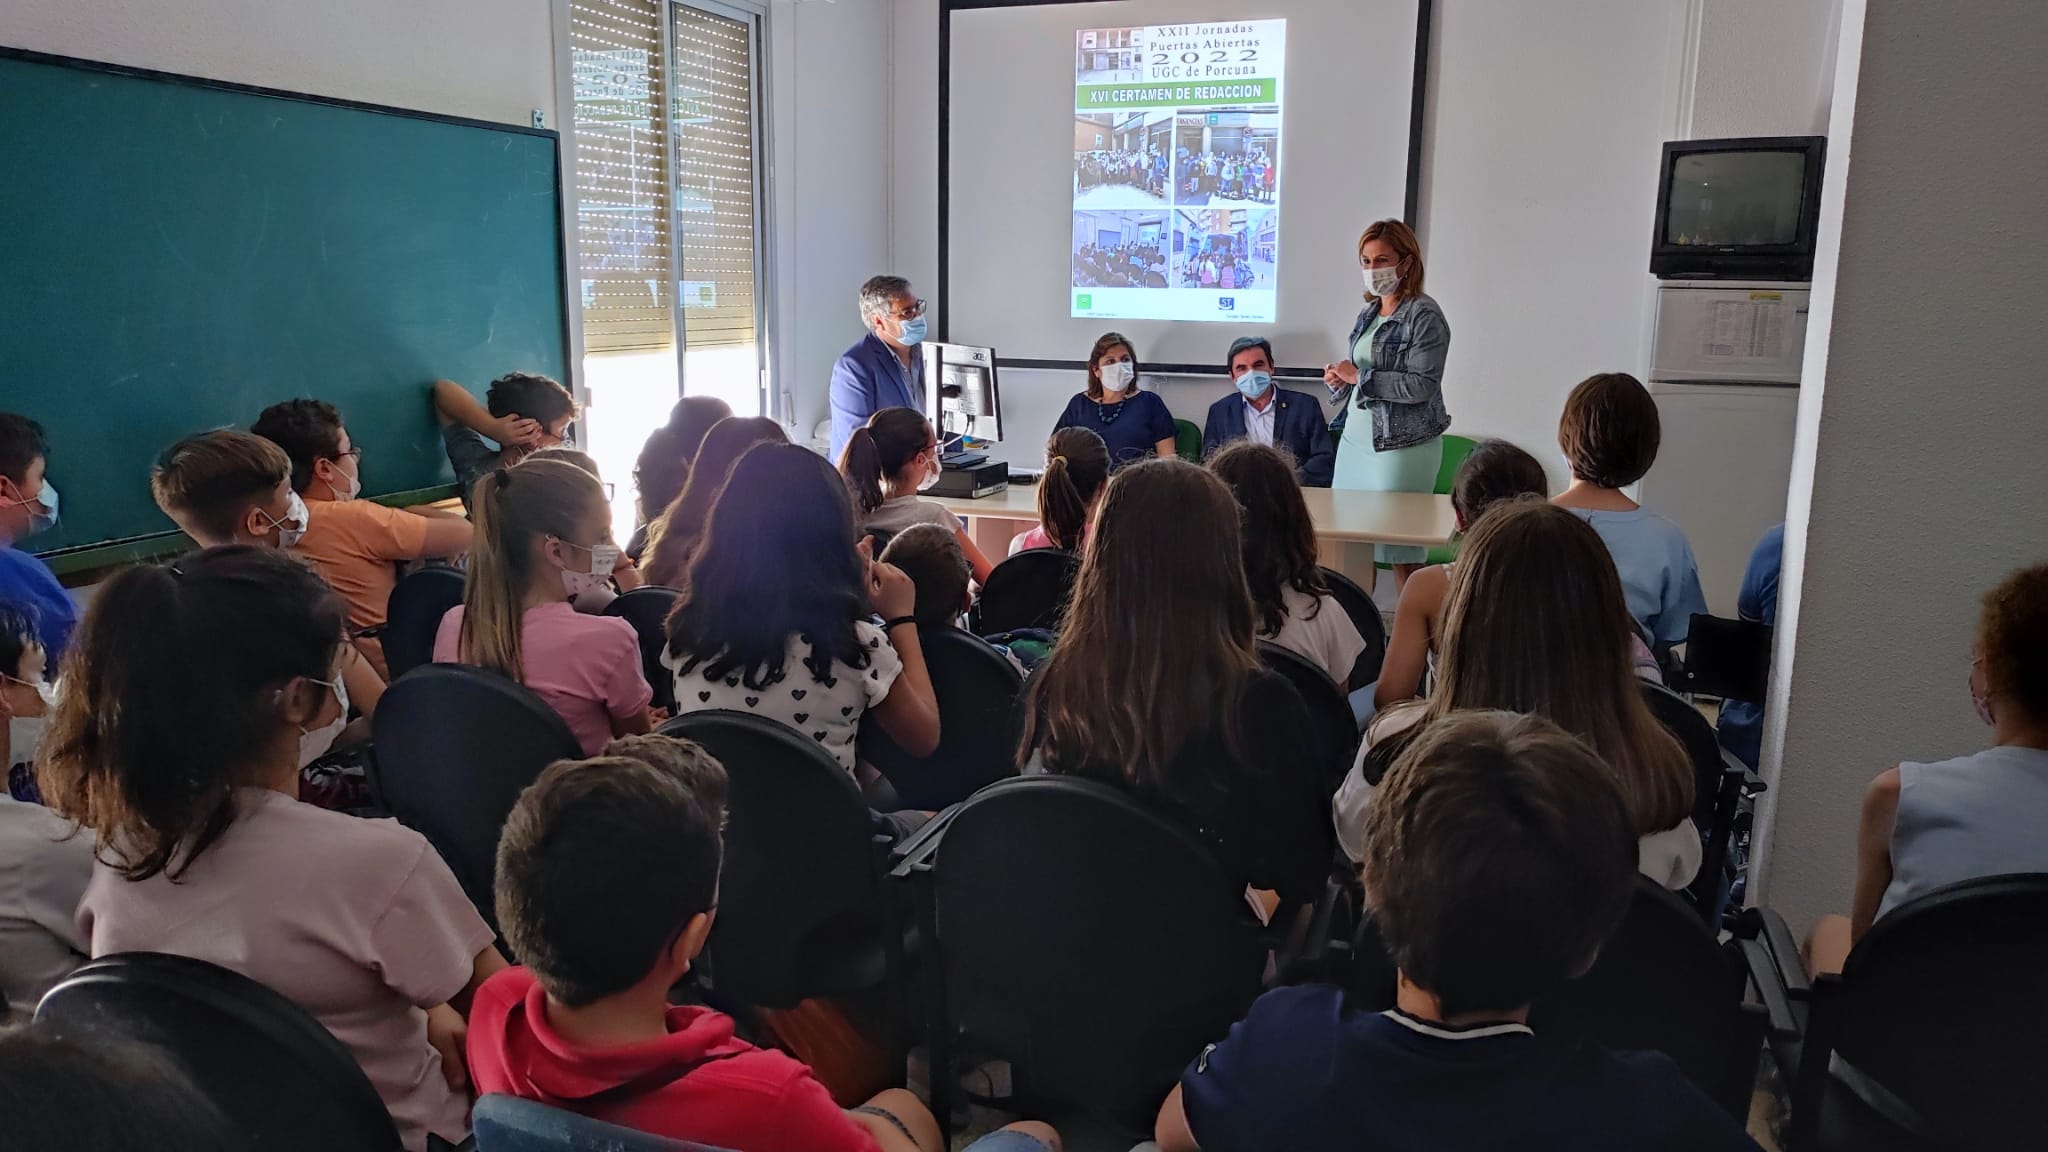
[1202, 387, 1336, 487]
[829, 333, 924, 462]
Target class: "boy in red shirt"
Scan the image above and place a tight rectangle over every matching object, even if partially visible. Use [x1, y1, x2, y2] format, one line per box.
[469, 734, 1060, 1152]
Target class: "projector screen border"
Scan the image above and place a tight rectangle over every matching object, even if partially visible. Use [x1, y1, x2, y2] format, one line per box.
[935, 0, 1436, 353]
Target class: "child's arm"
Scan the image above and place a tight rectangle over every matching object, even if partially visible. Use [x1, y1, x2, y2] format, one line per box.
[1154, 1084, 1202, 1152]
[1847, 767, 1902, 943]
[340, 642, 386, 717]
[454, 945, 509, 1016]
[868, 564, 941, 757]
[1374, 565, 1440, 708]
[954, 526, 996, 585]
[431, 379, 542, 447]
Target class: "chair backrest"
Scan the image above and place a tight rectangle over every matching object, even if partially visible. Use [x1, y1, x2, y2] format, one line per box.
[1530, 879, 1763, 1119]
[1823, 873, 2048, 1147]
[1256, 640, 1360, 793]
[1431, 432, 1480, 495]
[1639, 681, 1726, 838]
[859, 626, 1023, 811]
[472, 1094, 731, 1152]
[1680, 613, 1773, 702]
[969, 549, 1081, 636]
[928, 775, 1262, 1136]
[381, 565, 466, 681]
[1173, 418, 1202, 462]
[657, 710, 888, 1009]
[1316, 566, 1387, 688]
[602, 586, 682, 713]
[36, 952, 402, 1152]
[369, 664, 584, 932]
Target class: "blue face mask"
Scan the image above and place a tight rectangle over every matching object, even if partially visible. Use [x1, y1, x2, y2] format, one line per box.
[28, 482, 58, 535]
[898, 316, 928, 347]
[1235, 370, 1274, 400]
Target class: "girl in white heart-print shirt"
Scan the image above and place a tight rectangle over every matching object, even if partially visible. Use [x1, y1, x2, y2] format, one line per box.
[662, 443, 940, 774]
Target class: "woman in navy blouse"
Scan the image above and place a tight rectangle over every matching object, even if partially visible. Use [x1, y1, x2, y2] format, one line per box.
[1053, 332, 1178, 469]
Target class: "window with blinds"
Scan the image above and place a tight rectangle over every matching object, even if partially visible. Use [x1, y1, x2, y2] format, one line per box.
[571, 0, 673, 353]
[670, 4, 761, 355]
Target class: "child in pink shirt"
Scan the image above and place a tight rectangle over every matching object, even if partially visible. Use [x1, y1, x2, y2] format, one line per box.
[40, 546, 504, 1152]
[1007, 427, 1110, 558]
[433, 458, 656, 755]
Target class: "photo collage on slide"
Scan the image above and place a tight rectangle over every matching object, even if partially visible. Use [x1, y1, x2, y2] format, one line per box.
[1072, 20, 1284, 323]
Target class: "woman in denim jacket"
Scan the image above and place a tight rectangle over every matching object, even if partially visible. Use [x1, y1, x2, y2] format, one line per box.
[1323, 218, 1452, 590]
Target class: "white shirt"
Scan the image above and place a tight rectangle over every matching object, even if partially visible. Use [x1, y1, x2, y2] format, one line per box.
[1262, 587, 1366, 688]
[1244, 396, 1278, 447]
[0, 796, 92, 1020]
[665, 620, 904, 773]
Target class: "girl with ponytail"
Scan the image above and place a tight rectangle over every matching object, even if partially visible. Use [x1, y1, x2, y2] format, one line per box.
[1009, 426, 1110, 556]
[433, 459, 656, 755]
[43, 545, 504, 1151]
[837, 406, 994, 582]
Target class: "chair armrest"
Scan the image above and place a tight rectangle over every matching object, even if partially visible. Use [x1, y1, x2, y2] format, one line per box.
[887, 802, 963, 878]
[1737, 937, 1803, 1041]
[1720, 747, 1768, 796]
[1735, 905, 1812, 1000]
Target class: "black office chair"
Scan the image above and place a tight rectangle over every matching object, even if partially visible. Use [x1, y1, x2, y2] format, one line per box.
[602, 585, 682, 713]
[36, 952, 402, 1152]
[370, 664, 583, 933]
[378, 565, 466, 680]
[1640, 681, 1766, 923]
[472, 1094, 733, 1152]
[859, 627, 1024, 811]
[1533, 878, 1766, 1119]
[894, 775, 1265, 1142]
[1740, 874, 2048, 1152]
[1317, 566, 1387, 689]
[969, 550, 1081, 636]
[656, 711, 905, 1016]
[1256, 640, 1361, 793]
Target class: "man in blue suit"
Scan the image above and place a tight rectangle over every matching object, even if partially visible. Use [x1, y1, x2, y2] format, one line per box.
[828, 275, 928, 462]
[1202, 336, 1335, 486]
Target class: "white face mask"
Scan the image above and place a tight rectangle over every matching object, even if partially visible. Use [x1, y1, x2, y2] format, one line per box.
[4, 676, 55, 770]
[917, 452, 944, 492]
[262, 491, 310, 550]
[1364, 265, 1402, 298]
[1101, 360, 1135, 394]
[296, 674, 349, 768]
[326, 459, 362, 502]
[557, 540, 620, 599]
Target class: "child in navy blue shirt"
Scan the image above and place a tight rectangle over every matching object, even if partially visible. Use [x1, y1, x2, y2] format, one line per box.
[0, 414, 75, 663]
[1155, 710, 1760, 1152]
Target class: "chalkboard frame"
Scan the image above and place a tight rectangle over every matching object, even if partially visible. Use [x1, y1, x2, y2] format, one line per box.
[0, 45, 574, 576]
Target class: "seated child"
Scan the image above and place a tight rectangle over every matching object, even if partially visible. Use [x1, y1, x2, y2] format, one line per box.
[1010, 427, 1111, 556]
[1376, 438, 1549, 707]
[0, 755, 92, 1017]
[665, 444, 941, 771]
[881, 524, 1029, 675]
[434, 459, 654, 756]
[641, 417, 788, 588]
[1208, 442, 1365, 690]
[629, 396, 733, 561]
[471, 733, 1060, 1152]
[1551, 373, 1707, 650]
[1808, 561, 2048, 975]
[840, 407, 994, 583]
[0, 1025, 233, 1147]
[254, 399, 474, 679]
[526, 445, 647, 609]
[1155, 711, 1759, 1152]
[432, 374, 577, 509]
[43, 546, 503, 1151]
[0, 413, 76, 664]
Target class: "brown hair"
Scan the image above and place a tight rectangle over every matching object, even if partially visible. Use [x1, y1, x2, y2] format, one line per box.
[1450, 439, 1551, 528]
[495, 734, 729, 1007]
[879, 523, 970, 628]
[1209, 441, 1327, 637]
[1039, 426, 1111, 550]
[461, 459, 608, 683]
[642, 417, 788, 587]
[633, 397, 733, 522]
[527, 445, 602, 479]
[1362, 711, 1637, 1016]
[251, 399, 346, 495]
[1559, 372, 1662, 489]
[1082, 332, 1142, 401]
[1019, 459, 1260, 800]
[38, 546, 346, 881]
[1359, 218, 1425, 302]
[1980, 562, 2048, 724]
[1373, 499, 1693, 835]
[150, 431, 292, 543]
[838, 407, 934, 518]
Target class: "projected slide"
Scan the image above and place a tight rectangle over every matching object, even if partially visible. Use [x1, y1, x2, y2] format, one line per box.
[1070, 19, 1284, 324]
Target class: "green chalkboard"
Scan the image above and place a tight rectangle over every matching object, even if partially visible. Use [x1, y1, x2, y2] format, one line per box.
[0, 49, 569, 563]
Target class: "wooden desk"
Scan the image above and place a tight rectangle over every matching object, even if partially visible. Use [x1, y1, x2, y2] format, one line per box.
[930, 485, 1457, 582]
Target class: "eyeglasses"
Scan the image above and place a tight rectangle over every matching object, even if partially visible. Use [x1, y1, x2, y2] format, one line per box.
[331, 447, 363, 463]
[890, 299, 929, 321]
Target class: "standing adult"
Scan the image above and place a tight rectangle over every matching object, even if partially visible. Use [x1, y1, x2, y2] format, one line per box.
[1202, 337, 1334, 487]
[1053, 333, 1177, 470]
[829, 276, 927, 463]
[1323, 219, 1452, 591]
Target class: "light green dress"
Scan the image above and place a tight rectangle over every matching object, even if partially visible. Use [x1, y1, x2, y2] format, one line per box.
[1334, 313, 1442, 566]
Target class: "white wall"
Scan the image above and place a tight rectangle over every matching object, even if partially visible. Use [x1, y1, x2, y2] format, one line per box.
[1751, 0, 2048, 931]
[1689, 0, 1842, 138]
[0, 0, 555, 125]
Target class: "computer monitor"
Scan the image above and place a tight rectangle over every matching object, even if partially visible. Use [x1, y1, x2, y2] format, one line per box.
[921, 341, 1002, 451]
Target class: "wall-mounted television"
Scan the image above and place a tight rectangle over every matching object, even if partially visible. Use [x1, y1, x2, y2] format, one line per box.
[1651, 136, 1826, 281]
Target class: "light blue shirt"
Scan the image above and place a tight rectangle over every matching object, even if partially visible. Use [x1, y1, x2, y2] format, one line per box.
[1567, 508, 1708, 648]
[1881, 746, 2048, 919]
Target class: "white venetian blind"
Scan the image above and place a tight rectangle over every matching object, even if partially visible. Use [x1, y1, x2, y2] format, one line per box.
[670, 4, 760, 352]
[571, 0, 674, 353]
